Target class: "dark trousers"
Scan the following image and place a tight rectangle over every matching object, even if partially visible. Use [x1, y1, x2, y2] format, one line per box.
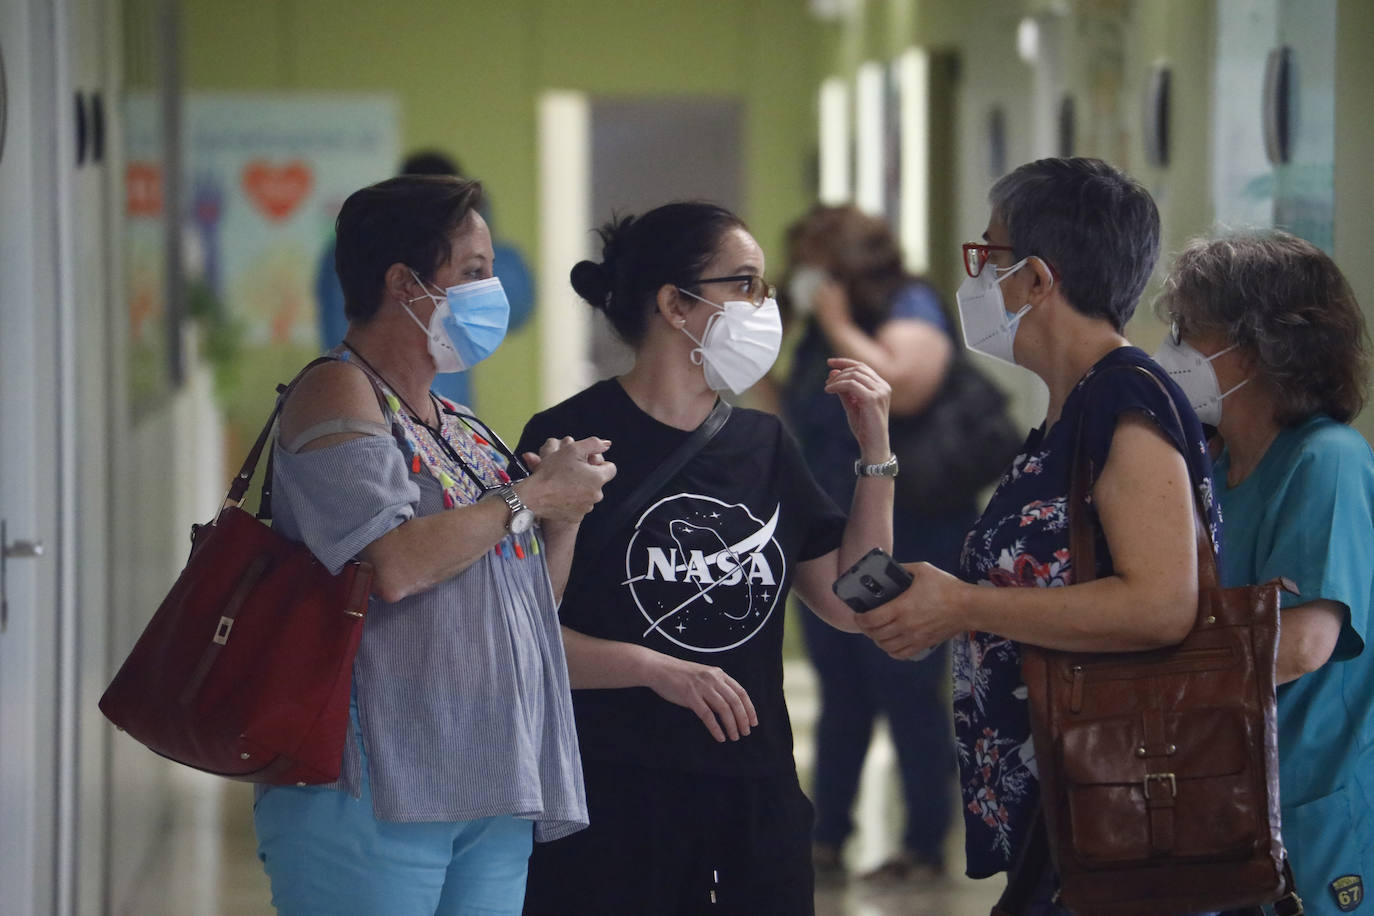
[800, 509, 967, 860]
[524, 761, 815, 915]
[801, 617, 954, 859]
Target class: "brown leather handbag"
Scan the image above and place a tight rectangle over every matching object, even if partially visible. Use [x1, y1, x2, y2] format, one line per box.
[100, 359, 373, 785]
[1014, 366, 1302, 916]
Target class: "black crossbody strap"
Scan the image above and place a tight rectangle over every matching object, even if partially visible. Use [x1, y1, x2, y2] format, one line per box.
[579, 398, 732, 560]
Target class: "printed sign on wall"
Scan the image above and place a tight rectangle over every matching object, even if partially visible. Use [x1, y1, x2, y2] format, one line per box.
[124, 92, 399, 445]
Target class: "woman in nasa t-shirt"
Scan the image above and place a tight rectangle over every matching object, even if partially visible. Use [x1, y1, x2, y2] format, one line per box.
[520, 203, 894, 916]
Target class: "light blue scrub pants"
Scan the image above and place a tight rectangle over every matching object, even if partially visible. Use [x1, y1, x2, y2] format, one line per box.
[254, 699, 534, 916]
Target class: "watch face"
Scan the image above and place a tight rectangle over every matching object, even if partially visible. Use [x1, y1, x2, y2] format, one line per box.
[508, 508, 535, 535]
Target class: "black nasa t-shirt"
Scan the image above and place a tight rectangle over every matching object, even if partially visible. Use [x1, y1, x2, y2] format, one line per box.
[518, 379, 847, 777]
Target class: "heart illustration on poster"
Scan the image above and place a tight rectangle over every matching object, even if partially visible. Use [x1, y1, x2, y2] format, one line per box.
[242, 159, 314, 222]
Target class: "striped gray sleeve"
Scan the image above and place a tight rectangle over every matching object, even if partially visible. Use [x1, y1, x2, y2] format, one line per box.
[272, 436, 418, 574]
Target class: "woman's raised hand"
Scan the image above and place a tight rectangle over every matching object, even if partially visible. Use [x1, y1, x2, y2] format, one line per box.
[824, 357, 892, 461]
[517, 436, 617, 525]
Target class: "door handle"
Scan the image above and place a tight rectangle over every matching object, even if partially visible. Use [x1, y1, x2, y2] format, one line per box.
[0, 36, 8, 165]
[1, 519, 46, 633]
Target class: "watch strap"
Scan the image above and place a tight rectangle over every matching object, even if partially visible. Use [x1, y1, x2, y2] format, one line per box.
[855, 454, 899, 477]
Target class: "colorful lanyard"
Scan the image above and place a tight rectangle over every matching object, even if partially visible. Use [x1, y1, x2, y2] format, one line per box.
[335, 347, 524, 511]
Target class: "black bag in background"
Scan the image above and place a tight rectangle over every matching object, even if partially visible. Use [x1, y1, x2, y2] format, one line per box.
[890, 353, 1023, 515]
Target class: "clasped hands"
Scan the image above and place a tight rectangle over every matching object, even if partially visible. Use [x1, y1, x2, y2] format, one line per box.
[517, 436, 617, 525]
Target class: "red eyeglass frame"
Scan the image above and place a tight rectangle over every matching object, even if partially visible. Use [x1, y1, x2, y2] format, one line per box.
[961, 242, 1017, 278]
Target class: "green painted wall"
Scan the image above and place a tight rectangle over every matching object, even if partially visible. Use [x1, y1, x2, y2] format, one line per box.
[184, 0, 1374, 437]
[1335, 0, 1374, 444]
[182, 0, 827, 438]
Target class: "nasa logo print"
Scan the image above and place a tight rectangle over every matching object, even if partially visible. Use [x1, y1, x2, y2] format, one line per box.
[623, 493, 786, 652]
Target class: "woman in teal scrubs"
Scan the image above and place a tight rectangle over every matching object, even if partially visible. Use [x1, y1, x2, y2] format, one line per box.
[1158, 232, 1374, 915]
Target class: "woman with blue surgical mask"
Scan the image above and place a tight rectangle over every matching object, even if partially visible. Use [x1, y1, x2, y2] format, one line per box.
[1159, 232, 1374, 916]
[255, 175, 618, 916]
[851, 158, 1223, 913]
[519, 202, 894, 915]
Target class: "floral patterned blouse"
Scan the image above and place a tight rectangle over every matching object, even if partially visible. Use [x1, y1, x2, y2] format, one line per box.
[953, 347, 1222, 878]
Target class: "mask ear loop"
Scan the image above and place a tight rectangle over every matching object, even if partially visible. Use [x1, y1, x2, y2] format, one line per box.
[678, 321, 710, 367]
[1219, 377, 1249, 399]
[672, 287, 726, 367]
[1202, 343, 1250, 399]
[398, 299, 435, 339]
[400, 268, 448, 343]
[995, 256, 1056, 292]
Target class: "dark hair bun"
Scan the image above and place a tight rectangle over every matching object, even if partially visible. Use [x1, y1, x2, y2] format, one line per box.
[570, 260, 611, 309]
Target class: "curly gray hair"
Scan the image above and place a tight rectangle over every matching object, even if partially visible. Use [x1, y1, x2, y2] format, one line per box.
[1158, 231, 1370, 425]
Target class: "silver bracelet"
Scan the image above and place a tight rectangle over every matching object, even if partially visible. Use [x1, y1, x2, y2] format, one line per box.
[854, 454, 899, 477]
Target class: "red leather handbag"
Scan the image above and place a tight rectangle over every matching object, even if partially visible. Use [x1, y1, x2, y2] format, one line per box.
[100, 360, 373, 785]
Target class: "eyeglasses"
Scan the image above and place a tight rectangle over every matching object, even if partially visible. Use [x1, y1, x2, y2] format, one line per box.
[961, 242, 1017, 278]
[689, 274, 777, 306]
[431, 403, 532, 490]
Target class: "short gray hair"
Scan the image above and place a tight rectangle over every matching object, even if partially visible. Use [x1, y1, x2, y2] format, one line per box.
[1159, 231, 1370, 424]
[990, 158, 1159, 331]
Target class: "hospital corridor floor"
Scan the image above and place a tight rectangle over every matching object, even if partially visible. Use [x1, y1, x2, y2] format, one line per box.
[118, 660, 1003, 916]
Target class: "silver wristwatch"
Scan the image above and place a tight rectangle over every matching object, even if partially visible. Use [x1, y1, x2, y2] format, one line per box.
[490, 485, 535, 534]
[855, 454, 900, 478]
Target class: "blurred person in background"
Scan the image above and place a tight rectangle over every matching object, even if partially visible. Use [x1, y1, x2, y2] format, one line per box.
[1157, 232, 1374, 915]
[258, 174, 614, 915]
[518, 201, 894, 915]
[778, 204, 967, 882]
[316, 149, 535, 409]
[854, 158, 1221, 912]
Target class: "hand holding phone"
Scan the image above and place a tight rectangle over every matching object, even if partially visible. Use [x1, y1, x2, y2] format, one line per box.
[832, 547, 914, 614]
[832, 548, 936, 661]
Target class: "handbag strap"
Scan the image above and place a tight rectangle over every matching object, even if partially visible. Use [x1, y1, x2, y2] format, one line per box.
[577, 398, 732, 560]
[1051, 366, 1306, 916]
[1066, 364, 1218, 593]
[225, 356, 338, 514]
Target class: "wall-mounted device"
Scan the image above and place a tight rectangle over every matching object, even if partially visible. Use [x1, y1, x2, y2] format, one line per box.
[1262, 45, 1293, 165]
[1144, 61, 1171, 168]
[1058, 94, 1076, 158]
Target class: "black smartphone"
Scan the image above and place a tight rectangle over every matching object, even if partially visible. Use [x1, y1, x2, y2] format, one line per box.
[832, 547, 914, 613]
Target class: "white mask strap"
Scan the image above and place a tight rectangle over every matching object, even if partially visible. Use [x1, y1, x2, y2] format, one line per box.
[1219, 377, 1249, 399]
[407, 268, 444, 305]
[1206, 343, 1238, 363]
[1204, 343, 1248, 399]
[993, 257, 1030, 283]
[673, 287, 725, 363]
[996, 256, 1055, 293]
[399, 300, 435, 339]
[676, 286, 727, 311]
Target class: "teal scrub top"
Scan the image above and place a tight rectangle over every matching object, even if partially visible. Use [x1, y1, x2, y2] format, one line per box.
[1217, 414, 1374, 914]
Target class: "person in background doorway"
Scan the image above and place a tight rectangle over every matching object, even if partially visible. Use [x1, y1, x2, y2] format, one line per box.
[315, 149, 536, 409]
[257, 174, 615, 915]
[519, 201, 894, 915]
[1157, 232, 1374, 915]
[778, 204, 961, 883]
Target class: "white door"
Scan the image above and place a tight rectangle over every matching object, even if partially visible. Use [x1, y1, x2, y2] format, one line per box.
[59, 0, 118, 908]
[0, 0, 64, 912]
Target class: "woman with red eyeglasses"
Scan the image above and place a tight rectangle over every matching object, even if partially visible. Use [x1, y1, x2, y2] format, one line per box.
[854, 158, 1223, 913]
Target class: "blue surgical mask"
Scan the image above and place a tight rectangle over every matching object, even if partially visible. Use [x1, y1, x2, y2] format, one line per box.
[403, 271, 510, 373]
